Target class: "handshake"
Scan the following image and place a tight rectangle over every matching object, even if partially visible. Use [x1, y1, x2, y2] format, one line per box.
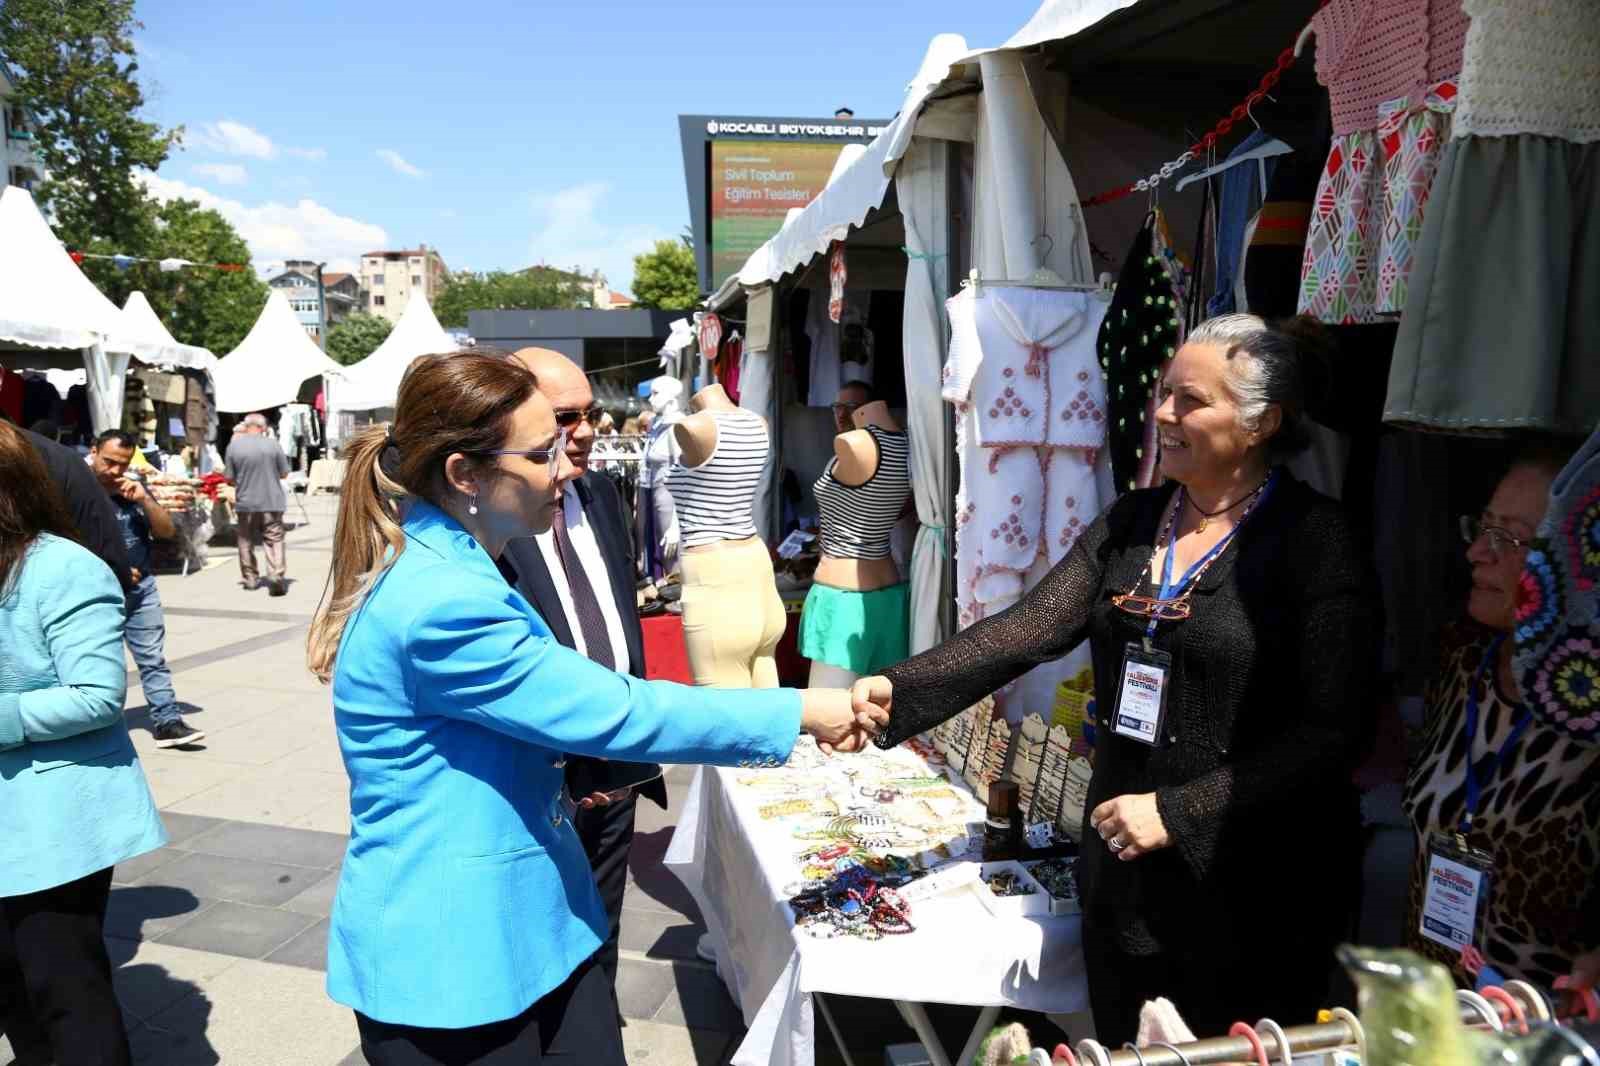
[797, 676, 895, 755]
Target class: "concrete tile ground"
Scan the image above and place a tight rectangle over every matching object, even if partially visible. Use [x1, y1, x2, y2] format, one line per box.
[0, 495, 995, 1066]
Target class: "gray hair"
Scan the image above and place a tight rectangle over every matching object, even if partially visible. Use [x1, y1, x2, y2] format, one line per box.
[1187, 312, 1318, 456]
[242, 413, 270, 429]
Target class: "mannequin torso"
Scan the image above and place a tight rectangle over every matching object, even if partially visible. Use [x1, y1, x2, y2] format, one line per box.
[815, 401, 904, 591]
[672, 384, 766, 555]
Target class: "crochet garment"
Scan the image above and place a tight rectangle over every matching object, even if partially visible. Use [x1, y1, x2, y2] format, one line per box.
[1312, 0, 1468, 136]
[1452, 0, 1600, 143]
[876, 474, 1378, 955]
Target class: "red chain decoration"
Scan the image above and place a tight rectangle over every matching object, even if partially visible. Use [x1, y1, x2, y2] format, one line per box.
[1080, 0, 1332, 209]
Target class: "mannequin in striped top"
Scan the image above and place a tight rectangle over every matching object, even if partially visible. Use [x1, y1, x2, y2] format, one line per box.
[802, 392, 912, 689]
[666, 384, 787, 687]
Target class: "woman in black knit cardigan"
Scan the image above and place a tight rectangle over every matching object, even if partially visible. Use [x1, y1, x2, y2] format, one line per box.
[855, 314, 1379, 1044]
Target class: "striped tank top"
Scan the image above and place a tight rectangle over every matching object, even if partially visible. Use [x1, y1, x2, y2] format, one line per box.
[665, 408, 769, 548]
[813, 426, 911, 560]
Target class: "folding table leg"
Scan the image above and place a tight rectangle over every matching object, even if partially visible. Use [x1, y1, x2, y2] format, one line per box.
[955, 1004, 1002, 1066]
[814, 992, 860, 1066]
[894, 1000, 952, 1066]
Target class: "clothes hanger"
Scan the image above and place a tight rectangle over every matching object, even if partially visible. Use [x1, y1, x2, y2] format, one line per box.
[1174, 122, 1292, 193]
[1506, 979, 1556, 1023]
[1253, 1018, 1294, 1066]
[1227, 1022, 1270, 1066]
[1293, 21, 1315, 58]
[1458, 988, 1505, 1031]
[1481, 985, 1530, 1035]
[1330, 1007, 1366, 1062]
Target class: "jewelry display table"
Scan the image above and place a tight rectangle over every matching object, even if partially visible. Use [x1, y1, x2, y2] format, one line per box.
[664, 740, 1087, 1066]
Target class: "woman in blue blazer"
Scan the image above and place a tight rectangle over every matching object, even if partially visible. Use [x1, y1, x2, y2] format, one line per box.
[307, 353, 880, 1066]
[0, 421, 166, 1066]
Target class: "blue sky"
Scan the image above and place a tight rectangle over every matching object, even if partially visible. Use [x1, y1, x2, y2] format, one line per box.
[131, 0, 1032, 294]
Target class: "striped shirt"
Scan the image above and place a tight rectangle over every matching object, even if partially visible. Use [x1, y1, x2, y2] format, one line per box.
[814, 426, 911, 560]
[666, 408, 769, 548]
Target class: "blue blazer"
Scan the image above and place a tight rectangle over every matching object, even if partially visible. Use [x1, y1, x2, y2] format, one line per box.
[0, 534, 166, 897]
[327, 501, 800, 1028]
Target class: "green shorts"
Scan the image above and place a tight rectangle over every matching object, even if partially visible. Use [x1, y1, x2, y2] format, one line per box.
[799, 582, 910, 676]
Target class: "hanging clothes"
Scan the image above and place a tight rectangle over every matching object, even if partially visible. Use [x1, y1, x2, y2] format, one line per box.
[0, 369, 24, 423]
[1244, 108, 1332, 319]
[1386, 0, 1600, 435]
[1299, 0, 1469, 324]
[805, 288, 871, 406]
[1209, 129, 1283, 317]
[944, 285, 1109, 622]
[1096, 215, 1185, 493]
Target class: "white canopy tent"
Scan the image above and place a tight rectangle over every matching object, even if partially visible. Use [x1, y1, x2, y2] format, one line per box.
[328, 292, 454, 412]
[0, 185, 132, 432]
[119, 291, 218, 373]
[212, 290, 342, 413]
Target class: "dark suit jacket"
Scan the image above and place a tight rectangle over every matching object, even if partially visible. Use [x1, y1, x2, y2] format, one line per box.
[498, 471, 667, 809]
[22, 427, 134, 590]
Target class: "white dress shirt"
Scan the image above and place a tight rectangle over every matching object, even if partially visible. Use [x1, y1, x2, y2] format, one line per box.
[534, 482, 631, 675]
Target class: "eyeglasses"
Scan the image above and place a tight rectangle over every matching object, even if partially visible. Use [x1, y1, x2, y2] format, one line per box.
[1460, 515, 1528, 557]
[479, 428, 569, 476]
[830, 402, 863, 416]
[554, 406, 605, 430]
[1110, 592, 1194, 621]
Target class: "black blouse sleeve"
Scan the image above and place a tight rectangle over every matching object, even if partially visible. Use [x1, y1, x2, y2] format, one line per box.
[1154, 500, 1379, 877]
[874, 496, 1129, 749]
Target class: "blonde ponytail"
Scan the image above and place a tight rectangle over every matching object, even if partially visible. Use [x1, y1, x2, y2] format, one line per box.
[307, 425, 408, 681]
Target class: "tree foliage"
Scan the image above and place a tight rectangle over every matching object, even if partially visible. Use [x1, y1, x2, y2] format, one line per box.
[325, 313, 394, 367]
[135, 199, 271, 355]
[1, 0, 180, 305]
[630, 239, 700, 310]
[432, 268, 588, 328]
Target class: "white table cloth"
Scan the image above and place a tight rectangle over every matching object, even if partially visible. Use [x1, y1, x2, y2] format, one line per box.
[664, 745, 1088, 1066]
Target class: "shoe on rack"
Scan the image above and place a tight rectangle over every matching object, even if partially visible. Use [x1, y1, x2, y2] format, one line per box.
[152, 719, 206, 748]
[267, 578, 287, 597]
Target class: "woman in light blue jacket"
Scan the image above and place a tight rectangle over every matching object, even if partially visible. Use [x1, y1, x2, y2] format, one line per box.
[0, 420, 166, 1066]
[307, 352, 880, 1066]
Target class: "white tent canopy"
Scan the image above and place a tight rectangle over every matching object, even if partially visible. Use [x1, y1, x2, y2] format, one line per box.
[212, 290, 341, 413]
[0, 185, 137, 431]
[119, 291, 217, 372]
[330, 292, 454, 411]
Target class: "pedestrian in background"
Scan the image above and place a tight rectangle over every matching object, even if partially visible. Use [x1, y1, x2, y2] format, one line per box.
[225, 412, 290, 596]
[0, 420, 166, 1066]
[89, 430, 205, 748]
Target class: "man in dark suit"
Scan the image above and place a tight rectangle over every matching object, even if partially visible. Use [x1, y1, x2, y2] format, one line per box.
[496, 348, 667, 1006]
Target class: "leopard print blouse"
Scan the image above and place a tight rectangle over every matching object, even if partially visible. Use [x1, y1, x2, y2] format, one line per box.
[1404, 628, 1600, 988]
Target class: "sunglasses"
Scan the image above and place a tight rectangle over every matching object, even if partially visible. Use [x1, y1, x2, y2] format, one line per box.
[1460, 515, 1528, 558]
[554, 406, 605, 429]
[1110, 592, 1193, 621]
[479, 428, 569, 476]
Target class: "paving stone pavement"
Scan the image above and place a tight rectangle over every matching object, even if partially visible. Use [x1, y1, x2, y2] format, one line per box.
[1, 494, 998, 1066]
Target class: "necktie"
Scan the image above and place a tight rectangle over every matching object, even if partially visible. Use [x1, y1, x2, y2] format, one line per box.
[551, 502, 615, 670]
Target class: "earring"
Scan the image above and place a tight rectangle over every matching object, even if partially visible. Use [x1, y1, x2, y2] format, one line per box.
[468, 494, 479, 516]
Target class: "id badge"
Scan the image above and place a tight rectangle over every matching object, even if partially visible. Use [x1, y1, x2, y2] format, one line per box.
[1419, 833, 1494, 952]
[1113, 642, 1171, 746]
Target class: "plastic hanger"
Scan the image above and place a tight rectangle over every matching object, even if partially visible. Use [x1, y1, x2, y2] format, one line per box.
[1228, 1022, 1270, 1066]
[1482, 985, 1530, 1035]
[1458, 988, 1505, 1031]
[1254, 1018, 1295, 1066]
[1174, 134, 1292, 192]
[1330, 1007, 1366, 1062]
[1294, 21, 1315, 58]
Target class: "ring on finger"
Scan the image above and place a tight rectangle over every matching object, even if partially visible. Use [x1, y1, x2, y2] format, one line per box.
[1108, 836, 1127, 851]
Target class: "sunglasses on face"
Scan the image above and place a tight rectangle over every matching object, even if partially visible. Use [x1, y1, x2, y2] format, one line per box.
[1460, 515, 1529, 558]
[479, 428, 569, 476]
[554, 406, 605, 429]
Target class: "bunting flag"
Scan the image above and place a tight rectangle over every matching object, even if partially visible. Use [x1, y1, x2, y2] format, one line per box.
[67, 249, 249, 272]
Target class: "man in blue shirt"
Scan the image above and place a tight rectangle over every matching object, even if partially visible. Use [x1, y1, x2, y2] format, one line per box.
[89, 431, 205, 748]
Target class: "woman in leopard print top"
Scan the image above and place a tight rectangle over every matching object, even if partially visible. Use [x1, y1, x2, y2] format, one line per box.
[1404, 449, 1600, 990]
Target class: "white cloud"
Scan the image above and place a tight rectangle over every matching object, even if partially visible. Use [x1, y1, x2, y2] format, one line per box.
[527, 182, 661, 297]
[192, 162, 248, 186]
[377, 149, 426, 179]
[137, 171, 387, 274]
[286, 146, 328, 162]
[185, 120, 277, 159]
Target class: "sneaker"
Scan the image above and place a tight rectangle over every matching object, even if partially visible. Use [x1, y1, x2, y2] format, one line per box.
[267, 578, 287, 597]
[152, 720, 206, 748]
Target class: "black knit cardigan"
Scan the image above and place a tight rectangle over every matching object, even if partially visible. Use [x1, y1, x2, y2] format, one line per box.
[878, 472, 1380, 956]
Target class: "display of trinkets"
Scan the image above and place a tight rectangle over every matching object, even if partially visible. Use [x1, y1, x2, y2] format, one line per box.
[984, 870, 1035, 897]
[977, 717, 1012, 794]
[1007, 714, 1049, 816]
[1057, 753, 1093, 843]
[1023, 857, 1081, 916]
[951, 700, 985, 779]
[788, 865, 917, 940]
[962, 707, 995, 794]
[1029, 723, 1073, 828]
[974, 860, 1051, 918]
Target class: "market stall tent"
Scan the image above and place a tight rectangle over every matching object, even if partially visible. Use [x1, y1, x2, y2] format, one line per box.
[119, 291, 217, 373]
[0, 185, 132, 431]
[211, 289, 342, 413]
[329, 292, 454, 411]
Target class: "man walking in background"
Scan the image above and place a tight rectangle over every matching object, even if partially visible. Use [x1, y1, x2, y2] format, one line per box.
[496, 348, 667, 1014]
[224, 413, 290, 596]
[89, 430, 205, 748]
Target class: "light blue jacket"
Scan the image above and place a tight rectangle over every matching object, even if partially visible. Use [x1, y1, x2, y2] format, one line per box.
[0, 534, 166, 897]
[327, 501, 801, 1028]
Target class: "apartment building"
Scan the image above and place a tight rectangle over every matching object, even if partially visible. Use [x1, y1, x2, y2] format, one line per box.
[359, 245, 449, 324]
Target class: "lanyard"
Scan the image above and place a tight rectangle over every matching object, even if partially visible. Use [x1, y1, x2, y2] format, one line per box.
[1461, 635, 1533, 831]
[1145, 471, 1276, 640]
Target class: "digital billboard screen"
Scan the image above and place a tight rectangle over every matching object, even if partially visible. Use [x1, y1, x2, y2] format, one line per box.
[708, 140, 846, 289]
